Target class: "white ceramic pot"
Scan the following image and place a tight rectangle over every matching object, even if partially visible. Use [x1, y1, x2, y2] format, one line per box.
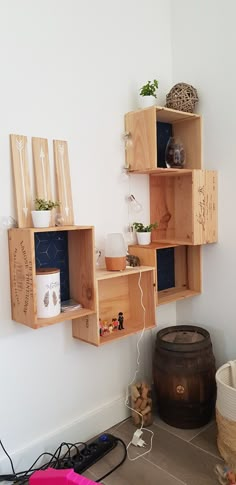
[137, 232, 151, 245]
[139, 96, 157, 109]
[36, 268, 60, 318]
[31, 210, 51, 228]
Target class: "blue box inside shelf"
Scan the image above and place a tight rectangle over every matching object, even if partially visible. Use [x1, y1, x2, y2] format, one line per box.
[157, 248, 175, 291]
[156, 121, 173, 168]
[35, 231, 70, 302]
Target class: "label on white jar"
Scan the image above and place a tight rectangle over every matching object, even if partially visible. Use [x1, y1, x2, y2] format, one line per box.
[36, 268, 60, 318]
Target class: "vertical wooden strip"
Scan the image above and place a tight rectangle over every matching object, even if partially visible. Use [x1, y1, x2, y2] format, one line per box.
[10, 134, 32, 228]
[8, 228, 37, 327]
[32, 137, 52, 200]
[187, 246, 202, 293]
[53, 140, 74, 225]
[125, 107, 157, 171]
[193, 170, 218, 244]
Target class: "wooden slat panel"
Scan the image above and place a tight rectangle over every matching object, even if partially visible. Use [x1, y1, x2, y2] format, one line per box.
[125, 107, 157, 170]
[158, 288, 200, 305]
[150, 173, 193, 244]
[174, 174, 193, 243]
[10, 134, 32, 228]
[129, 270, 156, 328]
[68, 228, 96, 311]
[32, 137, 52, 200]
[129, 168, 192, 175]
[98, 276, 130, 321]
[150, 175, 175, 241]
[96, 266, 154, 280]
[53, 140, 74, 225]
[72, 313, 99, 346]
[156, 106, 200, 123]
[192, 170, 218, 244]
[8, 228, 37, 327]
[127, 246, 157, 304]
[187, 245, 202, 293]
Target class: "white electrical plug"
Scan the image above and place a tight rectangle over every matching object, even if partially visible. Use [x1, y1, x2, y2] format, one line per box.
[131, 429, 146, 447]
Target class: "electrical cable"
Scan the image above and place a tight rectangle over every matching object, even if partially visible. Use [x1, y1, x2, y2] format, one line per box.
[124, 271, 154, 461]
[0, 436, 127, 484]
[0, 440, 87, 483]
[0, 440, 15, 475]
[95, 437, 127, 483]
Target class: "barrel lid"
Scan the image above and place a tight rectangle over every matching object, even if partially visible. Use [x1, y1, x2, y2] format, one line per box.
[36, 267, 60, 275]
[156, 325, 211, 352]
[162, 330, 204, 344]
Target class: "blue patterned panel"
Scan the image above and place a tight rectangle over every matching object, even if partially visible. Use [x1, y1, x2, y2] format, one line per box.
[157, 248, 175, 291]
[157, 122, 173, 168]
[34, 231, 70, 302]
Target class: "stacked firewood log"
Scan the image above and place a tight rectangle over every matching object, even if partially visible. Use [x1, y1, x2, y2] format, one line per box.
[131, 382, 153, 427]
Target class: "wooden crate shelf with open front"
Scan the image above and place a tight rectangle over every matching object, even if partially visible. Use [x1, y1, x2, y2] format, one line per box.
[125, 105, 202, 172]
[128, 243, 201, 306]
[8, 226, 96, 328]
[150, 169, 217, 245]
[72, 266, 156, 346]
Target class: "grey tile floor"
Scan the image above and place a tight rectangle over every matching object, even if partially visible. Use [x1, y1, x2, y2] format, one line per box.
[85, 413, 223, 485]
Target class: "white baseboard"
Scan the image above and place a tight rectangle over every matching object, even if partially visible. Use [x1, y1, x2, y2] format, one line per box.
[0, 395, 130, 475]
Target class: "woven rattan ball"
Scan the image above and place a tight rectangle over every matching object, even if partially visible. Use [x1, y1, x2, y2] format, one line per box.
[166, 83, 199, 113]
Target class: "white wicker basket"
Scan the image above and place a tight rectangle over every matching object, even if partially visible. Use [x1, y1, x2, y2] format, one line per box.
[216, 360, 236, 471]
[216, 360, 236, 421]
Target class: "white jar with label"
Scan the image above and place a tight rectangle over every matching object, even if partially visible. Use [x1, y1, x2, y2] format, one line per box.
[36, 268, 60, 318]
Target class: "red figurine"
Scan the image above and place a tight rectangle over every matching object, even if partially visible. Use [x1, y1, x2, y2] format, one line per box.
[112, 318, 119, 330]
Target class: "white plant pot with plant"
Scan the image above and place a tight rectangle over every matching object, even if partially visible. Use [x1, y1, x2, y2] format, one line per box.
[133, 222, 158, 246]
[31, 198, 60, 228]
[139, 79, 159, 109]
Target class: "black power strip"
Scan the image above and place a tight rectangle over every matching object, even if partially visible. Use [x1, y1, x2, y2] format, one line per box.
[57, 433, 118, 474]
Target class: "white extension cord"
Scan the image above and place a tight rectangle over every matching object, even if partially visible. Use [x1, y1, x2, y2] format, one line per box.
[125, 271, 154, 461]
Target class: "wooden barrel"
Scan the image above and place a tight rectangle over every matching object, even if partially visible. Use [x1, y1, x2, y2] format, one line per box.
[153, 325, 216, 429]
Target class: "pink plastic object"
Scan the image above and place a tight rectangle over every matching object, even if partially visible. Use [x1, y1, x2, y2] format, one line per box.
[29, 468, 98, 484]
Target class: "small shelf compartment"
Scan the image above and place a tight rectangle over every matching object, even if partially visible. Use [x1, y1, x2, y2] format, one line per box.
[72, 266, 156, 346]
[8, 226, 96, 328]
[125, 106, 202, 173]
[150, 169, 217, 245]
[128, 243, 201, 306]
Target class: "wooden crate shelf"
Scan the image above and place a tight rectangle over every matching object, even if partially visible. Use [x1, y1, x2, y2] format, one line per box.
[72, 266, 156, 346]
[128, 244, 201, 306]
[125, 105, 202, 172]
[8, 226, 96, 328]
[150, 169, 218, 245]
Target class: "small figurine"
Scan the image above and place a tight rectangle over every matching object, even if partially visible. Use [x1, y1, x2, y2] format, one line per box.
[103, 321, 109, 335]
[126, 254, 140, 267]
[112, 318, 119, 331]
[118, 312, 124, 330]
[99, 318, 103, 337]
[108, 323, 113, 334]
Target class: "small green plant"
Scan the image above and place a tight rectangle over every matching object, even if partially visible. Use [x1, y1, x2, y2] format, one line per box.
[34, 198, 60, 211]
[133, 222, 158, 233]
[140, 79, 159, 98]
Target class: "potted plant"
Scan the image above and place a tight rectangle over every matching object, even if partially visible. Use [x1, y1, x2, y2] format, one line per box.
[139, 79, 159, 108]
[31, 198, 60, 228]
[133, 221, 158, 245]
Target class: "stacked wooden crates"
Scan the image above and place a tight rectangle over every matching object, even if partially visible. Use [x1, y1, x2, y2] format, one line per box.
[125, 106, 217, 305]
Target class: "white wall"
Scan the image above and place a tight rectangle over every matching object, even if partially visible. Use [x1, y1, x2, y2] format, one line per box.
[0, 0, 174, 471]
[171, 0, 236, 366]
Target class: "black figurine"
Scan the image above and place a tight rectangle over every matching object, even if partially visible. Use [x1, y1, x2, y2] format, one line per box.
[118, 312, 124, 330]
